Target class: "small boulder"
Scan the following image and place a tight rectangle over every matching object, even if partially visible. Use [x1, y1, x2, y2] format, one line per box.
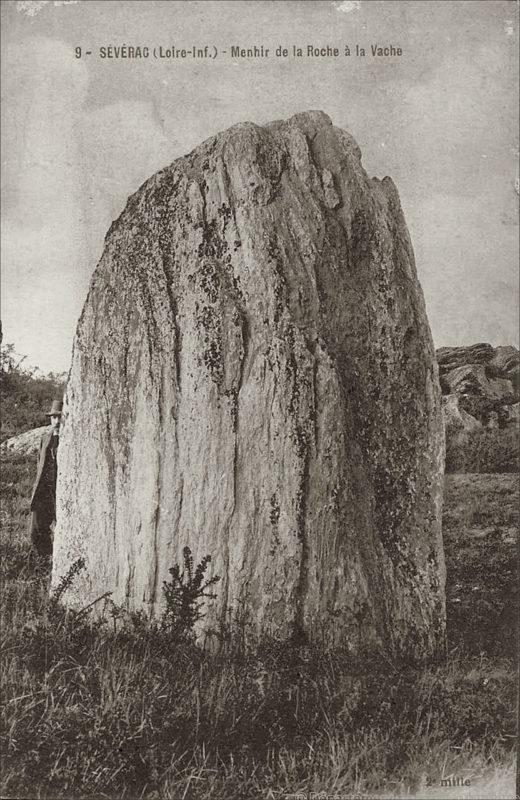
[0, 426, 48, 456]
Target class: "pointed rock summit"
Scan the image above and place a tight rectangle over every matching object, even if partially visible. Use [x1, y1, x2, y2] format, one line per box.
[53, 111, 445, 660]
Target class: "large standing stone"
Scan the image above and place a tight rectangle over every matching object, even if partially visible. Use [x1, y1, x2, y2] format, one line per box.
[53, 111, 445, 660]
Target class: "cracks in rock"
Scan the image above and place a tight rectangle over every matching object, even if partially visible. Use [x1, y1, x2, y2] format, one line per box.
[312, 355, 319, 448]
[153, 178, 183, 398]
[267, 370, 278, 455]
[97, 353, 117, 508]
[150, 370, 164, 612]
[222, 304, 250, 624]
[121, 332, 129, 383]
[219, 155, 238, 232]
[282, 323, 314, 640]
[219, 157, 249, 615]
[294, 439, 311, 638]
[221, 525, 231, 628]
[267, 235, 289, 327]
[219, 427, 236, 626]
[136, 279, 158, 390]
[199, 176, 209, 237]
[125, 549, 136, 606]
[263, 147, 289, 206]
[151, 498, 161, 613]
[305, 133, 323, 185]
[195, 179, 231, 386]
[157, 365, 164, 427]
[276, 148, 290, 187]
[238, 310, 250, 395]
[176, 478, 184, 530]
[163, 260, 182, 396]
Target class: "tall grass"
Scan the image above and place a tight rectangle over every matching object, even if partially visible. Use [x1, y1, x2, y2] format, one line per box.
[1, 451, 517, 799]
[445, 427, 519, 474]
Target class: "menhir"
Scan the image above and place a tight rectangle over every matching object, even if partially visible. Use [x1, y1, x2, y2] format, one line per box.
[53, 111, 446, 661]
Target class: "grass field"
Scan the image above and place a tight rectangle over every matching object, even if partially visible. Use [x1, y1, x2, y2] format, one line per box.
[0, 451, 517, 799]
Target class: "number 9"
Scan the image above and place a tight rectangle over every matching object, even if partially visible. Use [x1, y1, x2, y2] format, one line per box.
[75, 47, 82, 59]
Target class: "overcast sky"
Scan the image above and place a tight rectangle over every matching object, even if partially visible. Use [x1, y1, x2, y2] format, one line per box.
[1, 0, 518, 373]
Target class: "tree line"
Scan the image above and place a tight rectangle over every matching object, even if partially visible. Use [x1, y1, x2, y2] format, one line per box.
[0, 343, 66, 443]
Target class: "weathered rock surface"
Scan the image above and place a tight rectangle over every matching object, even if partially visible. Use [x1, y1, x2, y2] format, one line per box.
[1, 426, 47, 456]
[442, 395, 482, 433]
[436, 343, 495, 372]
[436, 344, 519, 429]
[507, 402, 520, 424]
[53, 111, 445, 660]
[490, 346, 520, 392]
[442, 364, 514, 401]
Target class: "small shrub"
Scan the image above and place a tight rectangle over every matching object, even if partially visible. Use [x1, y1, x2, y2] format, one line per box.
[161, 546, 220, 638]
[50, 557, 86, 609]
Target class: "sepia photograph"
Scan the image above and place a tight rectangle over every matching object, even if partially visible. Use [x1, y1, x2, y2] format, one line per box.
[1, 1, 518, 798]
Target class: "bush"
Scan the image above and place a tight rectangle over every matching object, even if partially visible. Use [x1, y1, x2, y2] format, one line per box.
[445, 528, 518, 656]
[458, 393, 514, 425]
[443, 474, 518, 657]
[0, 343, 66, 443]
[161, 546, 220, 639]
[445, 426, 519, 473]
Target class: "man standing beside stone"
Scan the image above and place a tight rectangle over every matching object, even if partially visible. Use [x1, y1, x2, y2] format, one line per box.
[29, 399, 62, 559]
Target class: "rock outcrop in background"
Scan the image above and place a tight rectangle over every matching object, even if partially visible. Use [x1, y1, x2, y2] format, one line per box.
[438, 344, 519, 432]
[52, 111, 445, 660]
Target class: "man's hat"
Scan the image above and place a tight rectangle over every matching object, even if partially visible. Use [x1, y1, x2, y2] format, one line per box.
[46, 399, 63, 417]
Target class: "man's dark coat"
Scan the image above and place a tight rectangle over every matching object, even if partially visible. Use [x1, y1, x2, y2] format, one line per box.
[30, 428, 57, 510]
